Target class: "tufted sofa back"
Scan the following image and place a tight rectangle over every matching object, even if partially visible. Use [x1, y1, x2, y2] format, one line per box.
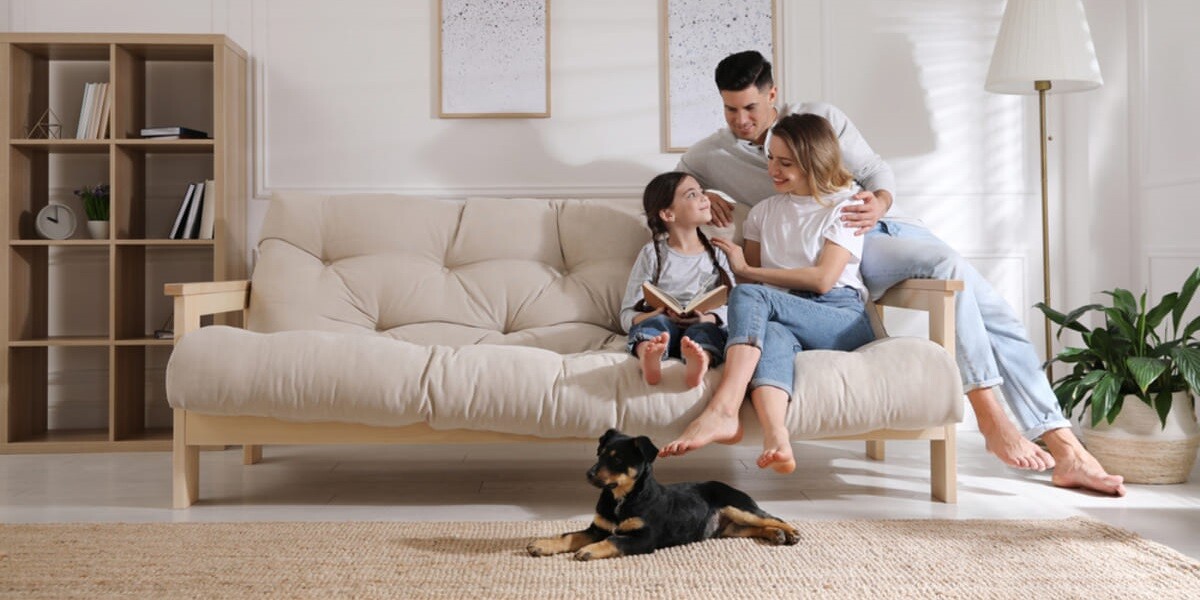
[247, 192, 651, 354]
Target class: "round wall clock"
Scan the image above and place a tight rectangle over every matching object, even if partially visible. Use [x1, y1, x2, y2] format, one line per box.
[35, 204, 78, 240]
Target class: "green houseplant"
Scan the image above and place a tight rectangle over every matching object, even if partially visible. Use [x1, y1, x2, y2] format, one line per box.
[1036, 267, 1200, 483]
[74, 183, 110, 239]
[1036, 267, 1200, 427]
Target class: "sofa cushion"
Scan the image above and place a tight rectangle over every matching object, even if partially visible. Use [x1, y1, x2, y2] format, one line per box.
[167, 326, 962, 441]
[247, 193, 647, 353]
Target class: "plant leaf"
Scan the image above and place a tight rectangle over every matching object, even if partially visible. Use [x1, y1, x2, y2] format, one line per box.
[1126, 356, 1168, 394]
[1153, 387, 1174, 429]
[1034, 302, 1093, 335]
[1105, 288, 1138, 319]
[1172, 267, 1200, 331]
[1183, 314, 1200, 341]
[1146, 292, 1177, 332]
[1089, 372, 1121, 427]
[1102, 307, 1138, 345]
[1170, 345, 1200, 397]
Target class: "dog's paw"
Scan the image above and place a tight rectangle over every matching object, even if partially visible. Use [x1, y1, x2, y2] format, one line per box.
[775, 525, 800, 546]
[573, 549, 596, 561]
[526, 539, 560, 557]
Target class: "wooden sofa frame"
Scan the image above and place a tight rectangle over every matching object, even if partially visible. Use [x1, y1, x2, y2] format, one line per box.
[166, 278, 964, 508]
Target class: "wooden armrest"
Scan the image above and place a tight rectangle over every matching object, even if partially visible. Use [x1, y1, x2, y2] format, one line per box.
[873, 278, 963, 356]
[163, 280, 251, 341]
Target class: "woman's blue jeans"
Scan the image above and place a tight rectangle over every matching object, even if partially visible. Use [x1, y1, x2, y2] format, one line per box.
[725, 284, 875, 397]
[627, 314, 727, 366]
[862, 220, 1070, 439]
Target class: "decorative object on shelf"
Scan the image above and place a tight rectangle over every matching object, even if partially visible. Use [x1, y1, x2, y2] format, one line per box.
[75, 183, 110, 239]
[1037, 267, 1200, 483]
[438, 0, 549, 118]
[985, 0, 1104, 369]
[34, 203, 78, 239]
[660, 0, 776, 152]
[24, 107, 63, 139]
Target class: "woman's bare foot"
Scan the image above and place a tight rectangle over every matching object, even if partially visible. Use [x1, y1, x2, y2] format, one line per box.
[681, 336, 710, 389]
[970, 390, 1054, 471]
[756, 427, 796, 474]
[659, 408, 743, 457]
[637, 332, 669, 385]
[1042, 428, 1127, 496]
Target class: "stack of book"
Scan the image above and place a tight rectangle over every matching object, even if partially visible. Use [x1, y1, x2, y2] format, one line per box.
[168, 179, 216, 240]
[75, 82, 111, 139]
[140, 126, 209, 140]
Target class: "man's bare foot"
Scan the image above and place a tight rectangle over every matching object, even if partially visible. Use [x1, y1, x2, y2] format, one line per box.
[970, 390, 1054, 471]
[978, 418, 1055, 471]
[659, 408, 743, 457]
[638, 332, 669, 385]
[681, 336, 710, 389]
[756, 427, 796, 474]
[1043, 429, 1126, 496]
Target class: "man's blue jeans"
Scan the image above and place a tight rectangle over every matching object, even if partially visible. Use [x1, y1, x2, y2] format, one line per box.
[627, 314, 727, 366]
[725, 285, 875, 397]
[862, 220, 1070, 439]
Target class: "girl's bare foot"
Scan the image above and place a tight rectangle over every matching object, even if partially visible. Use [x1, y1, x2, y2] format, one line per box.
[970, 390, 1054, 471]
[637, 332, 669, 385]
[659, 409, 743, 457]
[1043, 429, 1127, 496]
[681, 336, 710, 389]
[756, 427, 796, 474]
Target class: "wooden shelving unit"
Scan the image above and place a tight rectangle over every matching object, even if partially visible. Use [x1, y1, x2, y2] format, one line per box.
[1, 33, 247, 453]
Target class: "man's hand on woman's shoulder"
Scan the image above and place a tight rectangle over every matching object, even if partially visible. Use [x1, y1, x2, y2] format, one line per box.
[841, 189, 893, 236]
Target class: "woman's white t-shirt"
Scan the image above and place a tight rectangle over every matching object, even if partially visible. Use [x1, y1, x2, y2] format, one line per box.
[742, 186, 866, 296]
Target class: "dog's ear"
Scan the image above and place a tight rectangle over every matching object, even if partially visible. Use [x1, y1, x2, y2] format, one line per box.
[633, 436, 658, 464]
[599, 428, 621, 450]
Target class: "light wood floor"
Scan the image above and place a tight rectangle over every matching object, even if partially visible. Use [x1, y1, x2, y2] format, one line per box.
[1, 431, 1197, 560]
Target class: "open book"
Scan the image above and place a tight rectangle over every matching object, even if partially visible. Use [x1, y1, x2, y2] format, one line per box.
[642, 282, 729, 316]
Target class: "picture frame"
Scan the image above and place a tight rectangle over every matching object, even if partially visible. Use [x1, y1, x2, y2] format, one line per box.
[437, 0, 551, 118]
[660, 0, 777, 152]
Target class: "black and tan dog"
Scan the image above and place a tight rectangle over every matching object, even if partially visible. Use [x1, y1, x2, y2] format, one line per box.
[527, 428, 799, 561]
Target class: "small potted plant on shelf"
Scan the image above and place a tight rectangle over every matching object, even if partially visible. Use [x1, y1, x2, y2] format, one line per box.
[74, 183, 110, 239]
[1037, 267, 1200, 484]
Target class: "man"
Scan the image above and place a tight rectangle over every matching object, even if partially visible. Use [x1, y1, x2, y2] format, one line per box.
[659, 50, 1124, 496]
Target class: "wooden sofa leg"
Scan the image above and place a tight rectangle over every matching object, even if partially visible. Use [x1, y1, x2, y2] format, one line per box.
[930, 425, 957, 504]
[866, 440, 885, 461]
[243, 445, 262, 465]
[173, 410, 199, 508]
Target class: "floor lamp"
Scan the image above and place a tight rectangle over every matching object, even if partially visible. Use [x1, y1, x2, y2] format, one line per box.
[985, 0, 1103, 368]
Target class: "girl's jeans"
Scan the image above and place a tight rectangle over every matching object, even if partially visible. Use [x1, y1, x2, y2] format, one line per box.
[725, 284, 875, 397]
[863, 220, 1070, 439]
[627, 314, 727, 366]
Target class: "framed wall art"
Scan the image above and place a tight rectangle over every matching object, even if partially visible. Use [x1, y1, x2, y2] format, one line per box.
[661, 0, 777, 151]
[438, 0, 550, 118]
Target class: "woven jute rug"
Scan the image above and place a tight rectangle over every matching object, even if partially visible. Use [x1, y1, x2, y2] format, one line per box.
[2, 517, 1198, 599]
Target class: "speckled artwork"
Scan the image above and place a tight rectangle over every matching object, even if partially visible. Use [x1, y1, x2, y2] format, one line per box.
[665, 0, 774, 150]
[439, 0, 548, 117]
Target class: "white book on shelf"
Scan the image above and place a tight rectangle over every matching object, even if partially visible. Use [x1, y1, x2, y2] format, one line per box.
[88, 82, 104, 139]
[96, 83, 111, 139]
[75, 82, 94, 139]
[168, 183, 197, 240]
[183, 181, 205, 239]
[198, 179, 216, 239]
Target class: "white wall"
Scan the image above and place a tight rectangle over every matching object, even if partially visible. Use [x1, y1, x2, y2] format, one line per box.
[6, 0, 1198, 428]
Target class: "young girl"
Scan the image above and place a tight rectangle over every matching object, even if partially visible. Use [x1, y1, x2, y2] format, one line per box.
[659, 113, 877, 473]
[619, 172, 735, 388]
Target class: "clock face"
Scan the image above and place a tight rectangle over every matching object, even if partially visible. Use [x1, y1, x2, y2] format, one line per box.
[35, 204, 78, 240]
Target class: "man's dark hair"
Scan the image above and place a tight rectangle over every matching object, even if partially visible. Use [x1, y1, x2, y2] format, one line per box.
[714, 50, 774, 92]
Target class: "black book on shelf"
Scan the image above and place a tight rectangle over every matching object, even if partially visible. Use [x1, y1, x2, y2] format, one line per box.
[169, 183, 197, 240]
[183, 181, 206, 239]
[139, 126, 209, 139]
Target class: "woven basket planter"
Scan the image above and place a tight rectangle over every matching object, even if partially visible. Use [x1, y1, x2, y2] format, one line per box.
[1083, 392, 1199, 484]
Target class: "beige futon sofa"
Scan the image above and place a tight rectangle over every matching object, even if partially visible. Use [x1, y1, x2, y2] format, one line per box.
[165, 192, 964, 508]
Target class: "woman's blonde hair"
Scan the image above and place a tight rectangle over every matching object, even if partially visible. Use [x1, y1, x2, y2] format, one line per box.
[771, 114, 853, 205]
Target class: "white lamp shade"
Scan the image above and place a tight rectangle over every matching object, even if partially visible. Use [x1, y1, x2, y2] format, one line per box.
[985, 0, 1103, 94]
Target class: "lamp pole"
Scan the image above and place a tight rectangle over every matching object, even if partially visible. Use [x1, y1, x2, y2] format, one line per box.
[1036, 79, 1053, 377]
